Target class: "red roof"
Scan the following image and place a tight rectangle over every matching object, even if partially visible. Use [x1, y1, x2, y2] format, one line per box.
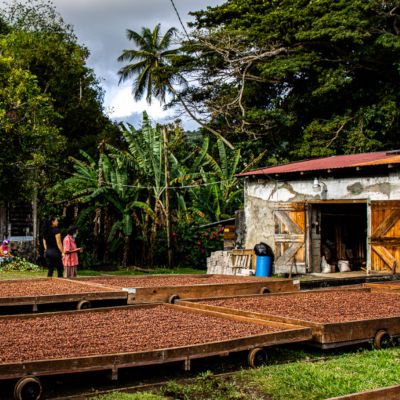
[238, 151, 400, 177]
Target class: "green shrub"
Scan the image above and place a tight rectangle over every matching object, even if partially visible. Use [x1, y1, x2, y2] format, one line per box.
[0, 257, 41, 272]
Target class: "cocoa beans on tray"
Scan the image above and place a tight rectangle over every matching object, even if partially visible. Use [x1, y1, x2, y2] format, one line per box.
[80, 275, 272, 289]
[0, 305, 277, 364]
[0, 279, 114, 298]
[203, 290, 400, 323]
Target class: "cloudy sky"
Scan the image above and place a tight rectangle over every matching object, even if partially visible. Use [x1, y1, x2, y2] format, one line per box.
[50, 0, 224, 128]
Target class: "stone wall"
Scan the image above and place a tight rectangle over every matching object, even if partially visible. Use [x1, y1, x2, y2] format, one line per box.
[207, 250, 254, 276]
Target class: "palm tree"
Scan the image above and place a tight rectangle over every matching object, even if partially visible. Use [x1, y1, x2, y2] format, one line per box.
[117, 24, 178, 104]
[117, 24, 234, 149]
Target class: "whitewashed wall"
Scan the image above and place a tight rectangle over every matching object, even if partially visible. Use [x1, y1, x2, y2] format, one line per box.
[244, 172, 400, 250]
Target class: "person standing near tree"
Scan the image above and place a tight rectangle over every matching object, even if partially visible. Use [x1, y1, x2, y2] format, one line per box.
[43, 217, 64, 277]
[62, 226, 83, 278]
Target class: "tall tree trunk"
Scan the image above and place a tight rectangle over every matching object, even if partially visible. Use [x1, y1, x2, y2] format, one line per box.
[94, 141, 106, 262]
[149, 201, 162, 267]
[103, 208, 111, 262]
[32, 184, 38, 257]
[162, 127, 173, 267]
[122, 235, 129, 268]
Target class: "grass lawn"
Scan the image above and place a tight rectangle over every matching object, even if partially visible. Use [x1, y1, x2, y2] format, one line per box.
[95, 348, 400, 400]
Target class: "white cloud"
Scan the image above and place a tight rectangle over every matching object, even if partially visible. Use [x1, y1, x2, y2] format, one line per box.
[50, 0, 225, 127]
[106, 83, 172, 121]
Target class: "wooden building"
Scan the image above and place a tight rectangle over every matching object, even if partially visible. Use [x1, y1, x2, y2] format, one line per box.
[237, 151, 400, 275]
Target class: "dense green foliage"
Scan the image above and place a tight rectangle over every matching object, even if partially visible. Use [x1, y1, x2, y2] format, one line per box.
[4, 0, 400, 268]
[0, 0, 118, 204]
[182, 0, 400, 162]
[0, 40, 63, 201]
[0, 257, 41, 272]
[59, 114, 247, 267]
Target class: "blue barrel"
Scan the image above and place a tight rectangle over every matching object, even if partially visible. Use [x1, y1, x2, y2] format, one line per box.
[255, 255, 272, 277]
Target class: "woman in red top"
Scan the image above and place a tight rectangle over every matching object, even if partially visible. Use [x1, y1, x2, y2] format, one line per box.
[62, 226, 83, 278]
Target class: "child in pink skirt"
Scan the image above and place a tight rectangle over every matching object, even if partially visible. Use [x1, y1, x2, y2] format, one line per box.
[62, 226, 83, 278]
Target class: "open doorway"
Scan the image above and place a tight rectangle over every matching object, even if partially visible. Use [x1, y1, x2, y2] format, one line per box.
[311, 203, 367, 272]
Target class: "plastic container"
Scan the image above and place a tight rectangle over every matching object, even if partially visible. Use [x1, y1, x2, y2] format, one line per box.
[255, 255, 272, 277]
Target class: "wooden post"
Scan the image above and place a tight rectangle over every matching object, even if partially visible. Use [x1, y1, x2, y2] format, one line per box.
[366, 201, 371, 275]
[32, 185, 38, 256]
[94, 141, 105, 263]
[162, 127, 173, 267]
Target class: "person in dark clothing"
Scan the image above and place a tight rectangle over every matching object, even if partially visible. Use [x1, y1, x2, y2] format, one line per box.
[43, 217, 64, 277]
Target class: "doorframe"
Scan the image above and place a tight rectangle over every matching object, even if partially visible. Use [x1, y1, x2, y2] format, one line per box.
[305, 199, 369, 273]
[366, 200, 371, 274]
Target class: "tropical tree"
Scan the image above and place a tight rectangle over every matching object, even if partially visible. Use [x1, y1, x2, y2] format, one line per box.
[117, 23, 234, 149]
[107, 114, 174, 265]
[179, 0, 400, 161]
[0, 40, 63, 203]
[64, 150, 153, 266]
[186, 138, 266, 221]
[1, 0, 119, 160]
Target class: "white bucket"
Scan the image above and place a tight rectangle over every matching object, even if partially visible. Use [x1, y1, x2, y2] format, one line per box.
[338, 260, 351, 272]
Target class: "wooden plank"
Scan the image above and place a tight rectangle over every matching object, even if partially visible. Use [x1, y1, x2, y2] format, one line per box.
[372, 209, 400, 238]
[372, 245, 397, 271]
[63, 278, 122, 291]
[367, 201, 372, 273]
[371, 238, 400, 245]
[231, 249, 255, 256]
[364, 282, 400, 289]
[307, 200, 368, 204]
[273, 203, 305, 211]
[129, 280, 299, 304]
[274, 210, 303, 234]
[370, 200, 400, 209]
[0, 291, 127, 307]
[0, 303, 158, 321]
[275, 242, 304, 267]
[274, 234, 304, 243]
[170, 303, 308, 330]
[177, 301, 316, 330]
[328, 384, 400, 400]
[0, 278, 127, 309]
[305, 203, 312, 273]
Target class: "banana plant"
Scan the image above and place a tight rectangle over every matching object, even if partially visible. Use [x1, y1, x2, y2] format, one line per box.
[187, 138, 266, 222]
[107, 113, 179, 264]
[65, 150, 153, 266]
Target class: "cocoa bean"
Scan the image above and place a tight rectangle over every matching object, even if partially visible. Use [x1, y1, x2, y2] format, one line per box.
[204, 290, 400, 323]
[0, 305, 277, 364]
[0, 279, 113, 298]
[80, 275, 273, 289]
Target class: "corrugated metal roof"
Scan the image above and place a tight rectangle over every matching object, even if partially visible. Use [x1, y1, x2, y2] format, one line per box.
[238, 151, 400, 177]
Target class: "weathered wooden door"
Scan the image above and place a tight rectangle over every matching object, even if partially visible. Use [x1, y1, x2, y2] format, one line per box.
[274, 203, 306, 274]
[370, 201, 400, 272]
